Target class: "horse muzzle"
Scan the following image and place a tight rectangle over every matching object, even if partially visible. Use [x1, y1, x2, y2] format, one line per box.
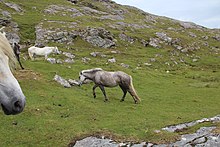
[1, 98, 26, 115]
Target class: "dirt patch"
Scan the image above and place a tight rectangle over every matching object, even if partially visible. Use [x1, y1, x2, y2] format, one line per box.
[14, 69, 42, 81]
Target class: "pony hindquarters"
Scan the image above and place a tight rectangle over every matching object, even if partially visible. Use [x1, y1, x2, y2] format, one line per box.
[118, 72, 141, 104]
[0, 33, 26, 115]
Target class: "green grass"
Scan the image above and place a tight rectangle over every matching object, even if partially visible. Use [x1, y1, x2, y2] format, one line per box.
[0, 0, 220, 146]
[0, 57, 219, 146]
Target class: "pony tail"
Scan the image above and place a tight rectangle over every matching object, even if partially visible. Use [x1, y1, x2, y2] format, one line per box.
[129, 76, 141, 102]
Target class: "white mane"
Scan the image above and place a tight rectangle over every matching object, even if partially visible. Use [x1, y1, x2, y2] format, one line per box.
[0, 31, 17, 68]
[81, 68, 103, 74]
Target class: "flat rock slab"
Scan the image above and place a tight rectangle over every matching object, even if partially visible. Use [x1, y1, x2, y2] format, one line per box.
[71, 115, 220, 147]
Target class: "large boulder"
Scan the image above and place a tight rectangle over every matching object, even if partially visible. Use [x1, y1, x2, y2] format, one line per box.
[79, 27, 116, 48]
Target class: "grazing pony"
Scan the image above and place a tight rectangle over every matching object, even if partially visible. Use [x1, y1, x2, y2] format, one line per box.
[79, 68, 141, 103]
[0, 31, 26, 115]
[28, 46, 59, 60]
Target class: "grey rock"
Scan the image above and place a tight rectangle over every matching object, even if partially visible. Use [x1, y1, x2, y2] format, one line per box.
[5, 32, 20, 44]
[5, 2, 23, 12]
[119, 33, 135, 43]
[180, 21, 203, 29]
[81, 7, 107, 15]
[120, 63, 129, 68]
[1, 10, 11, 18]
[189, 32, 197, 38]
[47, 58, 56, 64]
[35, 21, 78, 45]
[44, 5, 82, 17]
[63, 52, 75, 59]
[141, 39, 149, 47]
[149, 38, 161, 48]
[74, 137, 117, 147]
[193, 137, 206, 144]
[100, 14, 124, 20]
[54, 74, 71, 88]
[162, 115, 220, 133]
[71, 126, 220, 147]
[56, 59, 63, 64]
[149, 58, 156, 62]
[193, 59, 198, 62]
[64, 58, 75, 64]
[82, 57, 91, 63]
[90, 52, 100, 57]
[213, 34, 220, 41]
[108, 58, 116, 63]
[156, 32, 172, 43]
[79, 27, 115, 48]
[68, 79, 80, 86]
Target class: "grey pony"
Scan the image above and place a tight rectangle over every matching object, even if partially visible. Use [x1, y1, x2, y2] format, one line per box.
[79, 68, 141, 104]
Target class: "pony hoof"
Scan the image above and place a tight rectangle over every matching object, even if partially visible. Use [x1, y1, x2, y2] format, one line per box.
[104, 99, 108, 102]
[120, 99, 124, 102]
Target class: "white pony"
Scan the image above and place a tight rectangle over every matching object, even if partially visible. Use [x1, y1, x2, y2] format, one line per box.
[28, 46, 59, 60]
[0, 29, 26, 115]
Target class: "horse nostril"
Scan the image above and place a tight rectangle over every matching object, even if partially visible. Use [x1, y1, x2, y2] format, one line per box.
[14, 101, 22, 109]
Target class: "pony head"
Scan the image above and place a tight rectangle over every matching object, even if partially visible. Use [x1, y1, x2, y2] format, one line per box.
[0, 32, 26, 115]
[53, 46, 60, 54]
[79, 68, 103, 85]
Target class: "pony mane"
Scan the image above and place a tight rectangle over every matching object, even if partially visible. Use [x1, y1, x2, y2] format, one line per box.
[0, 32, 17, 69]
[81, 68, 103, 74]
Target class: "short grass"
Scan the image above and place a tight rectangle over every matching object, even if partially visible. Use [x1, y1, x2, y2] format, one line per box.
[0, 48, 219, 146]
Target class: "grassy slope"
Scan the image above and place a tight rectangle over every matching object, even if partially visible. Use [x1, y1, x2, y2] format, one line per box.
[0, 0, 220, 146]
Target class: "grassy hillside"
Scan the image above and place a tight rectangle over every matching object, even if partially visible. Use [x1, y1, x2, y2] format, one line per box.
[0, 0, 220, 146]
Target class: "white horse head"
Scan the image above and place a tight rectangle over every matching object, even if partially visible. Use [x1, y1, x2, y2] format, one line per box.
[0, 32, 26, 115]
[53, 46, 60, 54]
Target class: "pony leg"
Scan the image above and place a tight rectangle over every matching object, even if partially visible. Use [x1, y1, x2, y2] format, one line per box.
[28, 52, 34, 60]
[128, 90, 138, 104]
[99, 85, 108, 102]
[119, 85, 127, 102]
[17, 56, 24, 69]
[93, 84, 98, 98]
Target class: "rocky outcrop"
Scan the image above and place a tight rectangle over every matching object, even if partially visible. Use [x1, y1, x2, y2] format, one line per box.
[72, 127, 220, 147]
[118, 33, 135, 43]
[79, 27, 116, 48]
[4, 2, 23, 12]
[162, 115, 220, 132]
[35, 21, 78, 45]
[71, 115, 220, 147]
[0, 8, 20, 43]
[44, 5, 83, 17]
